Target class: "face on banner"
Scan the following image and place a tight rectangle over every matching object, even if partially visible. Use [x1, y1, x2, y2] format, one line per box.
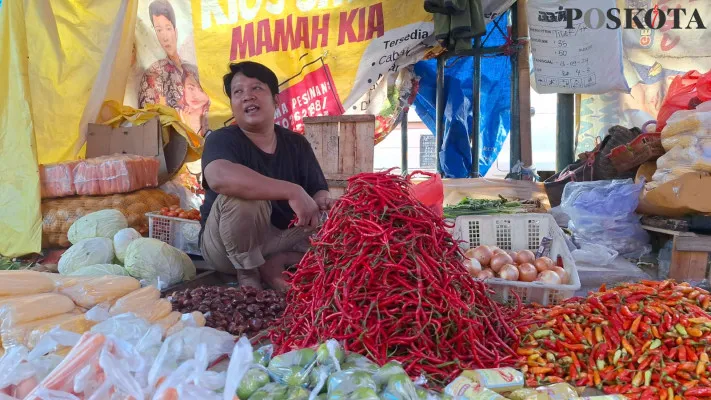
[125, 0, 211, 137]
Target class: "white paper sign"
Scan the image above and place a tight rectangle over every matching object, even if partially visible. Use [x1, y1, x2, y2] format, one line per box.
[527, 0, 630, 94]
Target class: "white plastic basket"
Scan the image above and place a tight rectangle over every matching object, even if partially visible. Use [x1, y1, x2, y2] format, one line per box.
[146, 212, 202, 256]
[453, 213, 580, 306]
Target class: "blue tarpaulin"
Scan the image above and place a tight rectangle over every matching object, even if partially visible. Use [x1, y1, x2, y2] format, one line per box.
[413, 14, 512, 178]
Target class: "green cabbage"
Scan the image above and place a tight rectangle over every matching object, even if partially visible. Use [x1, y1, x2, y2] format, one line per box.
[58, 238, 115, 275]
[67, 209, 128, 244]
[123, 238, 194, 286]
[113, 228, 142, 263]
[68, 264, 129, 277]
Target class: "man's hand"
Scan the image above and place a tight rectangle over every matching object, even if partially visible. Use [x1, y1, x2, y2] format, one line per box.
[288, 187, 320, 230]
[313, 190, 334, 211]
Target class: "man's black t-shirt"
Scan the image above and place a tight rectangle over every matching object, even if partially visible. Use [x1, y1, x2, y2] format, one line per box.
[200, 124, 328, 231]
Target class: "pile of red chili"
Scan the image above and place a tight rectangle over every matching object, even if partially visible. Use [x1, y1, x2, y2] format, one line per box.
[269, 170, 520, 384]
[516, 280, 711, 399]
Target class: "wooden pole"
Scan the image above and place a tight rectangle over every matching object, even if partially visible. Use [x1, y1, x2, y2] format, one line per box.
[517, 0, 533, 167]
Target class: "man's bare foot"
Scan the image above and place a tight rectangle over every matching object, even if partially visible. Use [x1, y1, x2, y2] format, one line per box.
[237, 268, 263, 289]
[259, 253, 289, 292]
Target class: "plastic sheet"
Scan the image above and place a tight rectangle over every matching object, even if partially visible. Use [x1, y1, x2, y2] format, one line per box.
[57, 276, 140, 309]
[560, 179, 650, 259]
[572, 243, 619, 267]
[413, 16, 511, 177]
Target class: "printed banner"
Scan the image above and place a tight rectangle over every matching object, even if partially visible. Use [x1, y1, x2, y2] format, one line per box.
[125, 0, 209, 137]
[191, 0, 434, 134]
[577, 0, 711, 152]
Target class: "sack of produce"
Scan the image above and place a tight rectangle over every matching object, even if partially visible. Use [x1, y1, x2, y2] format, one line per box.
[112, 228, 142, 263]
[42, 188, 179, 248]
[72, 154, 160, 196]
[268, 348, 317, 386]
[58, 275, 141, 309]
[0, 270, 56, 296]
[67, 209, 128, 245]
[57, 237, 115, 275]
[123, 238, 195, 286]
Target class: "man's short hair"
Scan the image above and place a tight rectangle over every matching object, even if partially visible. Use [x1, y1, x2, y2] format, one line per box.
[223, 62, 280, 98]
[149, 0, 176, 28]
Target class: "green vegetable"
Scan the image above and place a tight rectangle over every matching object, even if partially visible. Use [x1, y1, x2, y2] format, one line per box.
[58, 237, 115, 275]
[443, 195, 527, 219]
[238, 369, 270, 399]
[113, 228, 142, 263]
[348, 387, 379, 400]
[327, 370, 377, 395]
[269, 348, 317, 369]
[316, 340, 346, 366]
[286, 386, 310, 400]
[123, 238, 195, 286]
[381, 373, 418, 400]
[68, 209, 128, 245]
[373, 362, 407, 387]
[248, 383, 289, 400]
[67, 264, 128, 277]
[254, 345, 274, 367]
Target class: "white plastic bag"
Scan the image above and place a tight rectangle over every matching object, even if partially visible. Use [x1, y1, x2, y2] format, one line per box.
[572, 243, 618, 266]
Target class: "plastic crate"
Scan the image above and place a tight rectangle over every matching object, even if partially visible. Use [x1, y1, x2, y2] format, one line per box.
[453, 213, 580, 306]
[146, 212, 202, 256]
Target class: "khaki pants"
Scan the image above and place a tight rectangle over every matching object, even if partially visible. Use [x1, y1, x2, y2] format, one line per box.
[200, 195, 310, 274]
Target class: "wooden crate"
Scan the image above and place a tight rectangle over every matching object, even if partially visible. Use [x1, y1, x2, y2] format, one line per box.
[304, 115, 375, 181]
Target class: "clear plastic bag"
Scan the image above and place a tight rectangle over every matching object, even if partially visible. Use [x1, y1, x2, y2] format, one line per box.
[560, 179, 650, 259]
[57, 276, 141, 309]
[0, 271, 56, 297]
[572, 243, 619, 266]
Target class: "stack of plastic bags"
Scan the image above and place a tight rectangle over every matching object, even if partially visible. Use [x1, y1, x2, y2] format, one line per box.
[0, 313, 236, 399]
[560, 179, 651, 259]
[651, 103, 711, 187]
[0, 270, 205, 359]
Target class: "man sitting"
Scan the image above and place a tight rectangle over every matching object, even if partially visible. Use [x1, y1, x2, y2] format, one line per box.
[199, 61, 332, 291]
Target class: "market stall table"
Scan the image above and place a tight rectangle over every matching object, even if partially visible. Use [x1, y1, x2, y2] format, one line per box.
[642, 224, 711, 281]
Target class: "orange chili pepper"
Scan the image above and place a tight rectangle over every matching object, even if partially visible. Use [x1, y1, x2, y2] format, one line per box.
[631, 315, 643, 334]
[652, 326, 662, 339]
[688, 327, 704, 337]
[593, 369, 601, 387]
[687, 345, 699, 363]
[595, 326, 604, 343]
[530, 366, 553, 375]
[623, 319, 632, 330]
[622, 337, 636, 356]
[516, 348, 537, 356]
[680, 362, 697, 372]
[583, 327, 593, 345]
[641, 340, 652, 353]
[697, 352, 709, 376]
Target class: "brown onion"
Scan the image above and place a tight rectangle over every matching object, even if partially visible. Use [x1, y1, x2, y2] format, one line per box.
[466, 246, 493, 266]
[549, 266, 570, 284]
[463, 258, 482, 276]
[517, 263, 537, 282]
[537, 270, 562, 285]
[490, 253, 514, 273]
[499, 264, 520, 281]
[505, 250, 518, 259]
[516, 250, 536, 265]
[533, 257, 554, 273]
[476, 269, 495, 280]
[492, 247, 506, 255]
